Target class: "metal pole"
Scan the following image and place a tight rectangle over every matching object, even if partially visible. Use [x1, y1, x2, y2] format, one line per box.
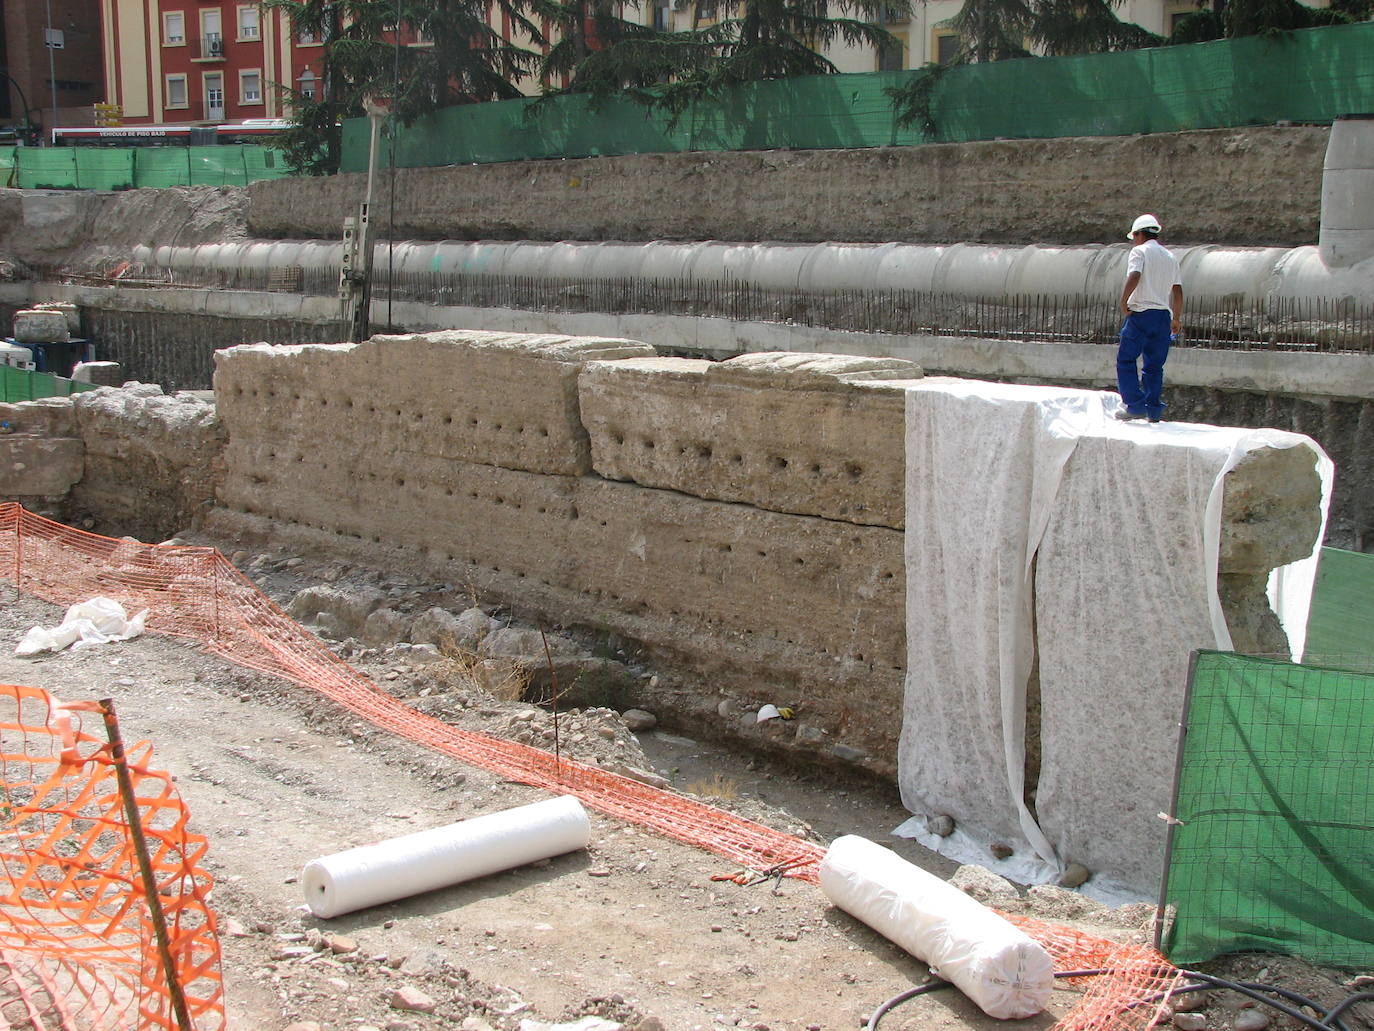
[1153, 648, 1200, 954]
[45, 0, 58, 144]
[100, 699, 195, 1031]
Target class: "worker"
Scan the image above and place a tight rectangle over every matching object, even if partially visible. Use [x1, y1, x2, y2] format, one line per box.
[1116, 214, 1183, 423]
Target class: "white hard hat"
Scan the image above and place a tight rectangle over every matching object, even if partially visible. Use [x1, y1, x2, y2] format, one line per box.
[1128, 214, 1162, 239]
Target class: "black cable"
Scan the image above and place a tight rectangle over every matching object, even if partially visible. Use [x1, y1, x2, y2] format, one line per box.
[864, 966, 1371, 1031]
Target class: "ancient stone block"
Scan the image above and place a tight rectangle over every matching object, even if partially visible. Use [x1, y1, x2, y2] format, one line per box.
[0, 398, 77, 437]
[580, 352, 922, 528]
[12, 309, 69, 344]
[0, 436, 84, 497]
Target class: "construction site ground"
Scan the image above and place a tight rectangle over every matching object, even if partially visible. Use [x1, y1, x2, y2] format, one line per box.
[0, 547, 1367, 1031]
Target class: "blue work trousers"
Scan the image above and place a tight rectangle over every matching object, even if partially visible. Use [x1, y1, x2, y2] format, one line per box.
[1117, 309, 1172, 418]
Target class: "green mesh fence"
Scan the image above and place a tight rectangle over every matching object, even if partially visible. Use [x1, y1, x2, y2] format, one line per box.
[1160, 650, 1374, 968]
[7, 146, 288, 190]
[343, 21, 1374, 172]
[132, 148, 193, 189]
[0, 366, 100, 403]
[16, 148, 78, 189]
[74, 149, 136, 191]
[1304, 547, 1374, 668]
[0, 147, 15, 187]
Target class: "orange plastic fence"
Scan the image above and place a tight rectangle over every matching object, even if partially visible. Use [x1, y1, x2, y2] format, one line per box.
[0, 681, 222, 1031]
[0, 502, 1181, 1031]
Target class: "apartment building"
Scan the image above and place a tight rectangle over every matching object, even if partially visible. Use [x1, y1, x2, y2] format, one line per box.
[101, 0, 322, 123]
[2, 0, 103, 134]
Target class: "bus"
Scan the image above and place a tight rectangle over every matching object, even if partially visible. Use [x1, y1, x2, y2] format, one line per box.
[51, 119, 291, 147]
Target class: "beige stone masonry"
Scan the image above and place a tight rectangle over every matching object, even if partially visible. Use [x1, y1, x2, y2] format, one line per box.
[581, 352, 922, 528]
[215, 332, 655, 478]
[0, 436, 84, 497]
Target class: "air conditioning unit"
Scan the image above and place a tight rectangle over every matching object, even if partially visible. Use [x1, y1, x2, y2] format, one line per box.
[207, 36, 223, 56]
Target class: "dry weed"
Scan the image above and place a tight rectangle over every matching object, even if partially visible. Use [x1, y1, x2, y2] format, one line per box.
[685, 772, 740, 800]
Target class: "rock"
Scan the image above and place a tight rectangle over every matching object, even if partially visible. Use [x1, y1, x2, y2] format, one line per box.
[482, 627, 582, 659]
[389, 986, 437, 1013]
[716, 698, 734, 718]
[1172, 1013, 1206, 1031]
[324, 934, 358, 955]
[632, 1020, 665, 1031]
[604, 763, 671, 789]
[1233, 1010, 1270, 1031]
[989, 843, 1014, 861]
[398, 948, 443, 975]
[925, 814, 955, 837]
[287, 585, 387, 635]
[1170, 991, 1208, 1013]
[517, 1019, 623, 1031]
[462, 1019, 499, 1031]
[411, 607, 465, 650]
[621, 708, 657, 731]
[1026, 883, 1107, 920]
[283, 1023, 323, 1031]
[1057, 861, 1091, 888]
[793, 724, 827, 747]
[363, 607, 411, 646]
[222, 917, 250, 937]
[950, 865, 1019, 904]
[831, 744, 868, 762]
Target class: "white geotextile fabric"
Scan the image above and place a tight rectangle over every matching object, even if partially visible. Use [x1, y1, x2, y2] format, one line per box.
[820, 835, 1054, 1019]
[899, 379, 1330, 893]
[16, 598, 149, 656]
[302, 795, 590, 918]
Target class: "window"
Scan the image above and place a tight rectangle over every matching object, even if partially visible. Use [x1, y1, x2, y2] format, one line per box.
[240, 70, 262, 104]
[934, 30, 960, 64]
[204, 72, 225, 118]
[166, 75, 188, 108]
[297, 69, 316, 100]
[237, 6, 259, 40]
[201, 8, 223, 56]
[652, 0, 669, 29]
[877, 34, 906, 71]
[297, 28, 318, 45]
[164, 11, 186, 45]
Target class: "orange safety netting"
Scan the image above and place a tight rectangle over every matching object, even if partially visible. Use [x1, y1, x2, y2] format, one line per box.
[0, 502, 1181, 1031]
[0, 681, 222, 1031]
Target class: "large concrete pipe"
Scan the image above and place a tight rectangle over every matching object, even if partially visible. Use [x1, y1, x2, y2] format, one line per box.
[1320, 113, 1374, 269]
[130, 236, 1374, 306]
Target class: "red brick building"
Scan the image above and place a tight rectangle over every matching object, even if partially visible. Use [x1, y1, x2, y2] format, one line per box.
[100, 0, 324, 125]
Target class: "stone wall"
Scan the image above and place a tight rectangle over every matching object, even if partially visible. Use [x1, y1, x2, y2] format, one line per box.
[244, 127, 1328, 248]
[0, 385, 224, 541]
[202, 331, 1321, 787]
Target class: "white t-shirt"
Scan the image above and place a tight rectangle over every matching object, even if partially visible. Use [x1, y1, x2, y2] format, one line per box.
[1125, 239, 1182, 312]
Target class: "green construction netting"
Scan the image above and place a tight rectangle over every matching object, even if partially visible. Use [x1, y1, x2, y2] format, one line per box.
[74, 149, 136, 191]
[1304, 547, 1374, 668]
[17, 148, 79, 190]
[1161, 650, 1374, 968]
[0, 147, 15, 187]
[0, 366, 99, 403]
[132, 148, 193, 189]
[7, 146, 287, 190]
[342, 21, 1374, 172]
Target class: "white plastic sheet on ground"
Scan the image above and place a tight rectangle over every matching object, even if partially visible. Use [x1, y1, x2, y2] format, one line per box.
[898, 380, 1330, 894]
[821, 835, 1054, 1019]
[15, 597, 149, 656]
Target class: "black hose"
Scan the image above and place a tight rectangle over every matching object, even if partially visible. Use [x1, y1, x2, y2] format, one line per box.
[864, 966, 1371, 1031]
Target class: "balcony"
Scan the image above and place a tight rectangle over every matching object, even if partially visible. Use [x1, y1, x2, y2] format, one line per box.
[193, 34, 224, 60]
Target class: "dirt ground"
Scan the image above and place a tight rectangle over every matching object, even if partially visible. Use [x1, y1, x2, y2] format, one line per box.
[0, 548, 1369, 1031]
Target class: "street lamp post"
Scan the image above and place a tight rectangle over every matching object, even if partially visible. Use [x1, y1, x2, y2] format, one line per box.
[0, 71, 37, 143]
[45, 0, 58, 144]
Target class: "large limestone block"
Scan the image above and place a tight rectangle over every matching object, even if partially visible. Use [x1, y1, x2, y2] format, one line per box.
[215, 331, 655, 477]
[12, 309, 70, 344]
[215, 447, 906, 763]
[35, 302, 81, 335]
[0, 398, 78, 437]
[0, 436, 83, 497]
[581, 352, 923, 528]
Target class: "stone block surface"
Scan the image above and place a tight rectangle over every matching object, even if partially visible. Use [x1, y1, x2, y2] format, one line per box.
[0, 436, 83, 497]
[581, 352, 922, 528]
[0, 398, 77, 437]
[215, 331, 655, 478]
[12, 309, 69, 343]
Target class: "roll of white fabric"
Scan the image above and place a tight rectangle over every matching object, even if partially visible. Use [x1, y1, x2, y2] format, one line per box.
[820, 835, 1055, 1019]
[303, 795, 591, 918]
